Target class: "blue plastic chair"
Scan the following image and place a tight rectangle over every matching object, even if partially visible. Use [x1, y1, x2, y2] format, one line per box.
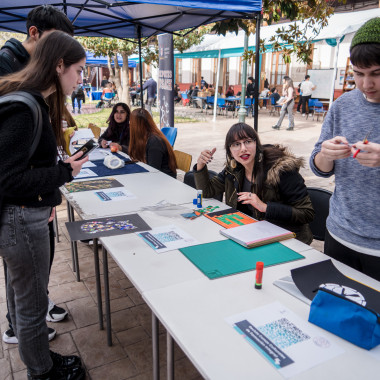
[216, 98, 227, 116]
[312, 101, 327, 122]
[307, 98, 319, 118]
[269, 97, 281, 116]
[103, 92, 115, 107]
[161, 127, 177, 147]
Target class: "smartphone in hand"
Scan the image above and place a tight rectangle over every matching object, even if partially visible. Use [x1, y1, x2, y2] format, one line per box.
[71, 139, 98, 161]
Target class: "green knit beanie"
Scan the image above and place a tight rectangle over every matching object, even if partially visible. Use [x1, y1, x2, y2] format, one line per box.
[350, 17, 380, 52]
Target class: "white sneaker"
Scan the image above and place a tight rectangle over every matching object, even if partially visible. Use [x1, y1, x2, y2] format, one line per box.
[46, 298, 68, 322]
[3, 327, 56, 344]
[302, 114, 306, 117]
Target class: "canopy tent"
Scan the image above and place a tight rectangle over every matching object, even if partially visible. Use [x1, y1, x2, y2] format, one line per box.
[86, 51, 138, 67]
[175, 8, 380, 105]
[0, 0, 262, 129]
[0, 0, 261, 39]
[175, 8, 380, 59]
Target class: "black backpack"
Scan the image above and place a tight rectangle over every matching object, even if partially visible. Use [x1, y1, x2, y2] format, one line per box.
[0, 91, 43, 211]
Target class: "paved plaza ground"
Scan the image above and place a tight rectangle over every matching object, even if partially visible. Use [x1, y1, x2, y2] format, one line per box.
[0, 104, 333, 380]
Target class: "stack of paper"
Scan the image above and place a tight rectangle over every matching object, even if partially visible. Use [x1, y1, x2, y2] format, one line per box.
[220, 220, 295, 248]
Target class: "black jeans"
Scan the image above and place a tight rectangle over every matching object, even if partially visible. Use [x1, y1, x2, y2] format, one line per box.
[324, 230, 380, 282]
[301, 95, 311, 114]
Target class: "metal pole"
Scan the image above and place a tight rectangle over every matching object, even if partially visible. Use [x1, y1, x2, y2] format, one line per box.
[253, 13, 261, 132]
[138, 26, 144, 108]
[329, 37, 341, 106]
[212, 49, 221, 122]
[238, 32, 249, 122]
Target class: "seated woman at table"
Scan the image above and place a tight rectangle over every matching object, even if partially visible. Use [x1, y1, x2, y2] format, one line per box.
[225, 86, 234, 98]
[128, 108, 177, 178]
[98, 102, 131, 153]
[194, 122, 314, 244]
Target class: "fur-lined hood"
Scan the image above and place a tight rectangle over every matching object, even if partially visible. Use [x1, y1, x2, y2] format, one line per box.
[266, 149, 304, 187]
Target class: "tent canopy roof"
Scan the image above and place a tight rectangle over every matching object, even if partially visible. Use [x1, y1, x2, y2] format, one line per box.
[0, 0, 261, 39]
[175, 8, 380, 59]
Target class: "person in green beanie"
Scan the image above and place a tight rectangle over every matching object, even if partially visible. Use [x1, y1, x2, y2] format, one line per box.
[309, 17, 380, 280]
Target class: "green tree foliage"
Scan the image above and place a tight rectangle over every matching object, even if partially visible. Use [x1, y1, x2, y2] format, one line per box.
[212, 0, 337, 64]
[77, 36, 137, 105]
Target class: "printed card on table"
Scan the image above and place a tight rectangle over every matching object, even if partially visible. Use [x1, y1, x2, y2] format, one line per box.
[94, 187, 136, 202]
[65, 178, 124, 193]
[226, 301, 344, 379]
[138, 225, 199, 253]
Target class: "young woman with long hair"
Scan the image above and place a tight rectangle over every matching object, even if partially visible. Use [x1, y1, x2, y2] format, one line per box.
[194, 122, 314, 244]
[0, 31, 87, 379]
[98, 102, 131, 153]
[129, 108, 177, 177]
[272, 76, 295, 130]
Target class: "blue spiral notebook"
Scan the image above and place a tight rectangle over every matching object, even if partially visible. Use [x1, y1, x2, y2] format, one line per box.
[179, 239, 304, 279]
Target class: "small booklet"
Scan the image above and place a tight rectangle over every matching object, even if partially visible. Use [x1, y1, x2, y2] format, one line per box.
[220, 220, 295, 248]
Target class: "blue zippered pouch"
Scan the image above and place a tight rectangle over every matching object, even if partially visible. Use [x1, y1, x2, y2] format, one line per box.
[309, 287, 380, 350]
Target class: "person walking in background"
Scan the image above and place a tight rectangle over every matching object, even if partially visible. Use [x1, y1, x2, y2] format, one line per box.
[71, 84, 85, 114]
[300, 75, 316, 116]
[142, 73, 157, 116]
[246, 76, 255, 99]
[310, 17, 380, 281]
[0, 4, 74, 347]
[296, 80, 303, 113]
[272, 76, 295, 131]
[0, 30, 88, 380]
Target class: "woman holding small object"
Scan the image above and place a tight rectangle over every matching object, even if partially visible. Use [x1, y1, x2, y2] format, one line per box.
[128, 108, 177, 178]
[0, 31, 87, 379]
[194, 122, 314, 244]
[98, 102, 130, 153]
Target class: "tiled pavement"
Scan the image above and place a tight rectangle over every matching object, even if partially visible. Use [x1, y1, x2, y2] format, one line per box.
[0, 106, 331, 379]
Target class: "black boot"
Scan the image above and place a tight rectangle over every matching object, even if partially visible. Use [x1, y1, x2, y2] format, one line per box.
[272, 125, 280, 130]
[27, 362, 85, 380]
[50, 350, 82, 369]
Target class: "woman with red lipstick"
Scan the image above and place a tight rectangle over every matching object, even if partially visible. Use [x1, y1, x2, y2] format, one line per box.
[194, 122, 314, 244]
[98, 102, 131, 153]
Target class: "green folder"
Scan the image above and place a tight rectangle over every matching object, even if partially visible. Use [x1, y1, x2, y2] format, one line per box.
[180, 240, 304, 279]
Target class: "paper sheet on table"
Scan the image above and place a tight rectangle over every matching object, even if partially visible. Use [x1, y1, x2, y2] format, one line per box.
[88, 148, 111, 161]
[93, 187, 136, 202]
[82, 161, 96, 168]
[138, 225, 199, 253]
[68, 129, 95, 155]
[226, 301, 344, 379]
[74, 168, 98, 179]
[273, 276, 311, 305]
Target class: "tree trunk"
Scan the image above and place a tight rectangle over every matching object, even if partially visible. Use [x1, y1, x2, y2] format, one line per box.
[120, 52, 130, 106]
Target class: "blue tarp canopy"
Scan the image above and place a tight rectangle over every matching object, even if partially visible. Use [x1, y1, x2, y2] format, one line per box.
[0, 1, 262, 39]
[86, 52, 138, 67]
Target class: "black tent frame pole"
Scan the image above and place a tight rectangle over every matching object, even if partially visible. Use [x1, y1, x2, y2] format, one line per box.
[138, 25, 144, 108]
[253, 12, 261, 132]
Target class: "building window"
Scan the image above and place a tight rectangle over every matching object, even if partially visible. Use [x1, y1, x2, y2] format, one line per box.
[176, 59, 182, 83]
[270, 52, 289, 87]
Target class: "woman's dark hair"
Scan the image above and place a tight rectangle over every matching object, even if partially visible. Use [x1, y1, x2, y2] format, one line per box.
[350, 44, 380, 68]
[225, 123, 286, 198]
[129, 108, 177, 173]
[107, 102, 131, 130]
[0, 31, 86, 151]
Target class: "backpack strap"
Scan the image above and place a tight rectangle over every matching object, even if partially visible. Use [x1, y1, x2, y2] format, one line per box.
[0, 91, 43, 160]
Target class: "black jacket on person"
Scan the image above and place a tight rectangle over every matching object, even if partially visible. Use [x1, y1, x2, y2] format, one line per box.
[146, 135, 176, 178]
[0, 91, 73, 208]
[246, 82, 255, 97]
[0, 38, 29, 76]
[98, 122, 130, 154]
[71, 86, 86, 103]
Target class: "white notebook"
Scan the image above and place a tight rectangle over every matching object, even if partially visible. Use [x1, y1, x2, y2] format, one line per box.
[220, 220, 295, 248]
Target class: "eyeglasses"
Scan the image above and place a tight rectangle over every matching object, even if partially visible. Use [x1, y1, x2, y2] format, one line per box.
[230, 139, 255, 151]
